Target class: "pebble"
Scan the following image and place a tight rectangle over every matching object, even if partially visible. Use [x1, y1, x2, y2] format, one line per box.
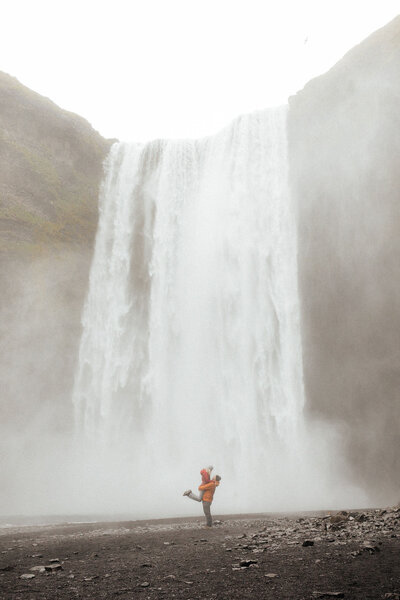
[20, 574, 35, 580]
[45, 563, 63, 572]
[30, 565, 46, 573]
[239, 559, 258, 568]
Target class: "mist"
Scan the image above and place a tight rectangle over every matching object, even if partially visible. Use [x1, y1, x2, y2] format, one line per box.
[1, 16, 400, 523]
[0, 109, 370, 522]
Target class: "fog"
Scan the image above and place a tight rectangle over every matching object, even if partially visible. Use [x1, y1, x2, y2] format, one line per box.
[2, 16, 400, 522]
[0, 108, 373, 523]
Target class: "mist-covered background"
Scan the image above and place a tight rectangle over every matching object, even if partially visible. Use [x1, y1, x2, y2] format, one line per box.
[0, 16, 399, 517]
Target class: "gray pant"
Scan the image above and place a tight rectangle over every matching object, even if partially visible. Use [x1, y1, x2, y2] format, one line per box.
[186, 490, 204, 502]
[202, 501, 212, 527]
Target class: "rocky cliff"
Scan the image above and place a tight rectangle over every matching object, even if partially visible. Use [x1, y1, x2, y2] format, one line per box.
[0, 72, 111, 443]
[0, 71, 111, 255]
[289, 15, 400, 502]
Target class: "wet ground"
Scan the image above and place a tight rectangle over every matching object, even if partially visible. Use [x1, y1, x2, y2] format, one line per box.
[1, 508, 399, 599]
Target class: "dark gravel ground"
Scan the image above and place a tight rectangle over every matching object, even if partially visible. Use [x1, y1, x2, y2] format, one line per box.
[1, 508, 399, 599]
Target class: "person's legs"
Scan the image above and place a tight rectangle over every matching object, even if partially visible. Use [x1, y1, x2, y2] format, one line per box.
[183, 488, 204, 502]
[202, 501, 212, 527]
[186, 491, 202, 502]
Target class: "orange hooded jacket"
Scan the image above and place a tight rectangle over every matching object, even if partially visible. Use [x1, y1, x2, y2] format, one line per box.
[198, 480, 219, 503]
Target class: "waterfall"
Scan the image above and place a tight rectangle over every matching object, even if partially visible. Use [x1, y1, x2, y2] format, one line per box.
[72, 106, 319, 516]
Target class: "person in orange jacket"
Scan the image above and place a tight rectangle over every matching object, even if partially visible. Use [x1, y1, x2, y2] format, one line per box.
[183, 466, 214, 502]
[198, 475, 221, 527]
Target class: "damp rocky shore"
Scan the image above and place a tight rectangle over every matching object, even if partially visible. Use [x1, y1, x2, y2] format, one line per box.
[1, 507, 399, 599]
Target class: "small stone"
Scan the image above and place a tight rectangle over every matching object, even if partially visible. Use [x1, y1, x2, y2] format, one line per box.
[362, 541, 380, 553]
[302, 540, 314, 547]
[239, 559, 258, 568]
[140, 563, 152, 568]
[45, 563, 63, 572]
[30, 565, 46, 573]
[0, 565, 14, 571]
[140, 581, 150, 587]
[31, 554, 43, 558]
[184, 581, 194, 585]
[20, 573, 35, 579]
[164, 574, 176, 579]
[49, 558, 60, 563]
[265, 573, 279, 578]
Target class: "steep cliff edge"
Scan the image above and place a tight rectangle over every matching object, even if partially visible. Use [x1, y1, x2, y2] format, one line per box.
[289, 15, 400, 501]
[0, 73, 112, 451]
[0, 71, 111, 255]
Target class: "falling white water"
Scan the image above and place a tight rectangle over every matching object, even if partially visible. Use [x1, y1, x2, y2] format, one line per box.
[72, 107, 362, 517]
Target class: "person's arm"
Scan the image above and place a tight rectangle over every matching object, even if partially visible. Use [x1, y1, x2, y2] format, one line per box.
[199, 481, 216, 491]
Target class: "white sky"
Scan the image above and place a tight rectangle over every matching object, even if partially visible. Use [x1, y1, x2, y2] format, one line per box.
[0, 0, 399, 142]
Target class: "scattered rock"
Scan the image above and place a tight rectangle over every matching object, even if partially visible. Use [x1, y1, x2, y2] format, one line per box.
[30, 565, 46, 573]
[140, 581, 150, 587]
[20, 573, 35, 580]
[49, 558, 61, 563]
[45, 563, 63, 572]
[265, 572, 279, 578]
[302, 540, 314, 547]
[140, 563, 153, 568]
[355, 513, 367, 523]
[361, 541, 380, 554]
[239, 559, 258, 568]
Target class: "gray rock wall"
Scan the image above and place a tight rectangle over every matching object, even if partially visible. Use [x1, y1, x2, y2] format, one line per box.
[0, 72, 111, 453]
[288, 16, 400, 503]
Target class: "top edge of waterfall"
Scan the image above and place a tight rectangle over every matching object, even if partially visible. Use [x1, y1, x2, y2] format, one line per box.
[115, 104, 288, 148]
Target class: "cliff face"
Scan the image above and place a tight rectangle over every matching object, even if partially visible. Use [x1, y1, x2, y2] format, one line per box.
[0, 71, 111, 254]
[289, 16, 400, 501]
[0, 73, 111, 441]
